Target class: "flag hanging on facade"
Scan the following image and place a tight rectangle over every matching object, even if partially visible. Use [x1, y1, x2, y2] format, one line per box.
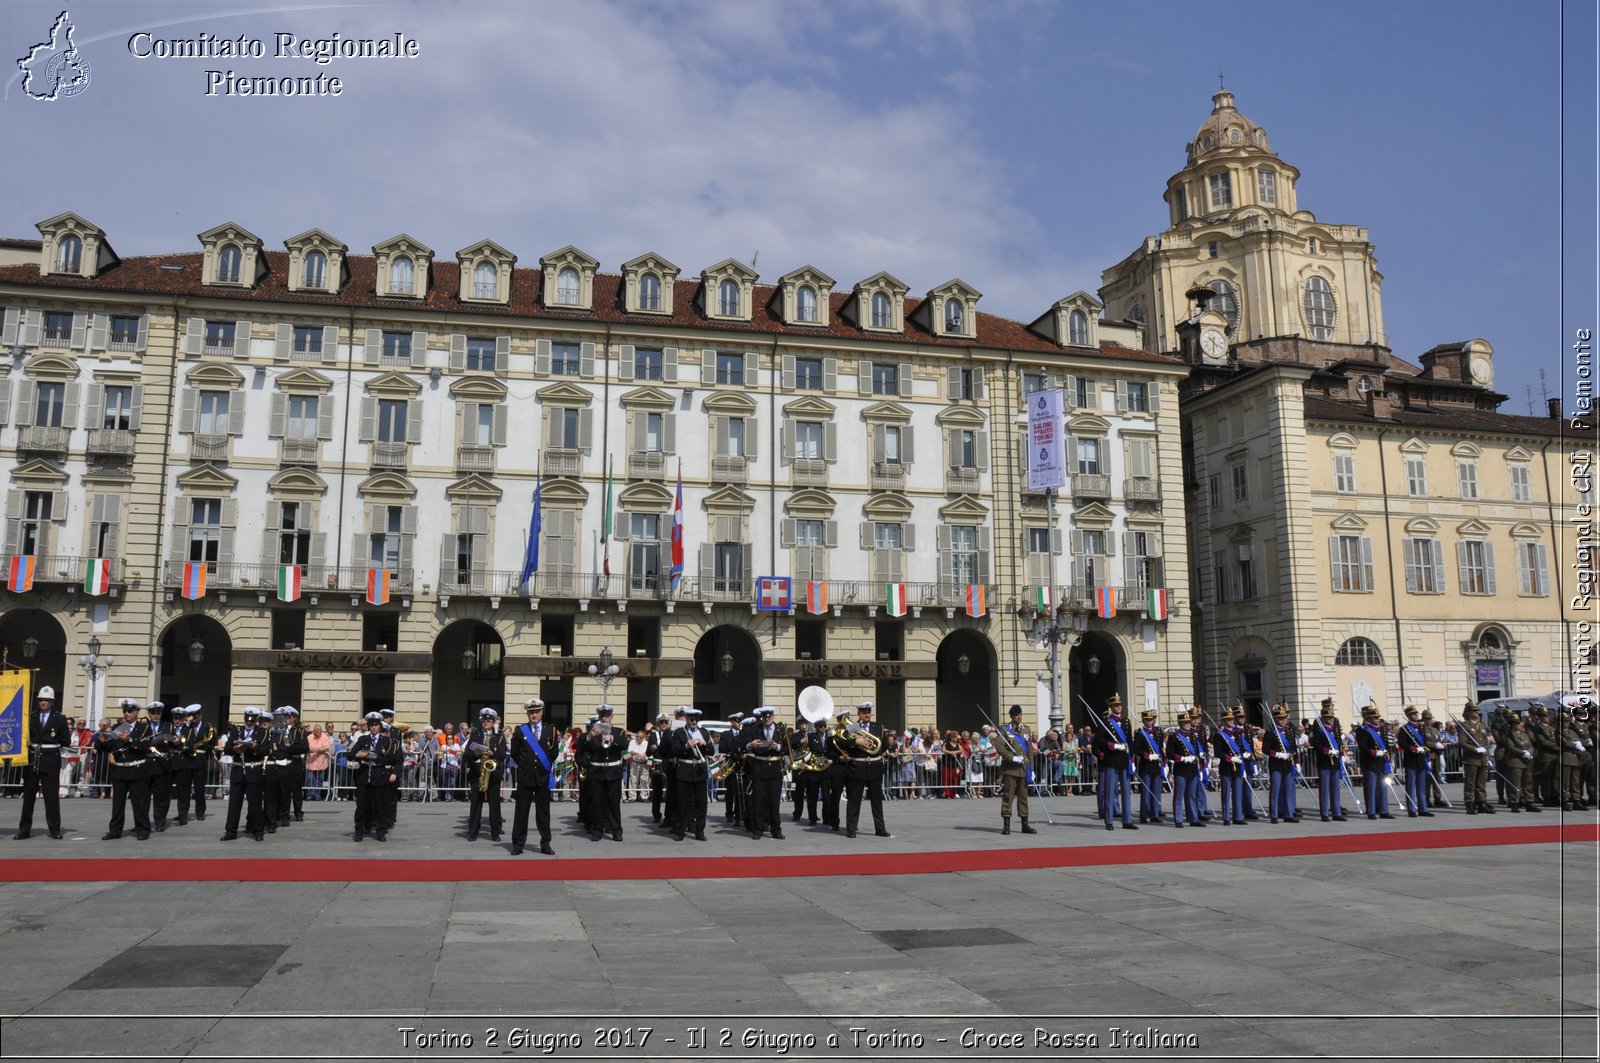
[7, 556, 35, 593]
[756, 576, 792, 612]
[277, 564, 302, 602]
[885, 582, 908, 617]
[520, 474, 542, 590]
[83, 557, 111, 596]
[180, 562, 206, 600]
[1095, 585, 1117, 619]
[601, 455, 614, 578]
[804, 580, 828, 614]
[669, 461, 685, 590]
[1146, 587, 1169, 620]
[1034, 585, 1053, 612]
[365, 567, 391, 605]
[964, 583, 986, 618]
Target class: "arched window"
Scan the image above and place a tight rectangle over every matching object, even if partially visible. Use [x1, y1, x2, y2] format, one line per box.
[1209, 279, 1240, 335]
[390, 255, 414, 294]
[218, 244, 242, 283]
[796, 285, 818, 323]
[557, 267, 580, 305]
[57, 235, 82, 273]
[1068, 309, 1089, 345]
[1334, 637, 1384, 666]
[1128, 304, 1145, 324]
[718, 278, 740, 317]
[871, 291, 892, 328]
[638, 272, 661, 311]
[303, 250, 326, 289]
[1478, 629, 1504, 653]
[473, 261, 497, 299]
[1303, 276, 1337, 340]
[944, 299, 964, 332]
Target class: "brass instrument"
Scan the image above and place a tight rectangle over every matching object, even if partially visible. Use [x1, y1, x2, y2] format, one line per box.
[847, 721, 883, 756]
[470, 735, 499, 795]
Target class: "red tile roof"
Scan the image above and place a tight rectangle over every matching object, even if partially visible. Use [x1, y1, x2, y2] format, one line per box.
[0, 249, 1183, 367]
[1304, 396, 1574, 440]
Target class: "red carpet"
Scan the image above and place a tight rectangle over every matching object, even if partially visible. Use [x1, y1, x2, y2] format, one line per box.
[2, 823, 1593, 882]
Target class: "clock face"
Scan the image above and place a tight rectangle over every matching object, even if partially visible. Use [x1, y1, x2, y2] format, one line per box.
[1470, 357, 1492, 384]
[1200, 329, 1227, 359]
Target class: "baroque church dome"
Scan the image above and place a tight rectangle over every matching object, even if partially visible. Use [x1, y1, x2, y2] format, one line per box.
[1186, 90, 1272, 162]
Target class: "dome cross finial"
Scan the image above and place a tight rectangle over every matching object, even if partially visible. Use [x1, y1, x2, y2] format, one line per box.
[1218, 69, 1226, 92]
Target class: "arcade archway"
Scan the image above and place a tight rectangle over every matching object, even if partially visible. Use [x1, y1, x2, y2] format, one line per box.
[1068, 632, 1123, 730]
[693, 626, 762, 722]
[158, 615, 233, 726]
[935, 630, 998, 733]
[0, 608, 67, 712]
[431, 619, 505, 728]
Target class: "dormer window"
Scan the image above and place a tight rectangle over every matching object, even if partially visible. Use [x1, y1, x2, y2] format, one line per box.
[797, 286, 818, 323]
[57, 235, 82, 274]
[945, 301, 964, 332]
[473, 262, 496, 300]
[218, 245, 242, 283]
[303, 251, 326, 289]
[718, 279, 740, 317]
[1068, 309, 1089, 345]
[391, 256, 415, 295]
[557, 268, 580, 305]
[639, 273, 661, 311]
[871, 292, 891, 329]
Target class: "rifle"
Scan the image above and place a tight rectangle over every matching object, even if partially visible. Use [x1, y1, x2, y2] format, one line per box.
[974, 703, 1052, 825]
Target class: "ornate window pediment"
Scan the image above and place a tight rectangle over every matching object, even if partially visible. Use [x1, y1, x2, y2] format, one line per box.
[848, 270, 910, 333]
[1068, 413, 1111, 436]
[177, 464, 238, 492]
[703, 391, 757, 415]
[536, 381, 593, 406]
[536, 479, 588, 506]
[861, 400, 912, 424]
[704, 484, 756, 513]
[372, 234, 433, 299]
[938, 496, 988, 522]
[1456, 518, 1491, 537]
[267, 468, 328, 496]
[619, 385, 677, 411]
[785, 488, 836, 517]
[540, 245, 599, 311]
[35, 211, 115, 279]
[198, 221, 265, 288]
[923, 278, 981, 339]
[448, 376, 507, 401]
[186, 362, 245, 389]
[1505, 446, 1533, 462]
[1328, 432, 1359, 449]
[863, 492, 913, 521]
[1028, 289, 1102, 348]
[1451, 441, 1481, 459]
[23, 353, 80, 380]
[621, 252, 680, 315]
[275, 367, 334, 394]
[936, 405, 986, 427]
[776, 265, 835, 327]
[701, 258, 759, 322]
[9, 458, 69, 486]
[444, 474, 503, 502]
[357, 472, 416, 499]
[1331, 512, 1368, 531]
[1400, 436, 1428, 454]
[1404, 517, 1440, 534]
[366, 371, 422, 398]
[1510, 522, 1544, 539]
[618, 481, 674, 510]
[457, 239, 516, 304]
[283, 227, 347, 294]
[1071, 502, 1115, 527]
[782, 396, 836, 419]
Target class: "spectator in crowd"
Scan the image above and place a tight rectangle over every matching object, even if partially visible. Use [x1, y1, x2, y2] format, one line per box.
[438, 725, 462, 801]
[940, 730, 966, 798]
[305, 724, 332, 800]
[627, 728, 650, 801]
[332, 731, 351, 799]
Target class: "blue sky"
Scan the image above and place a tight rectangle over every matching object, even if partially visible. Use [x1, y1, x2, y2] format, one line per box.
[2, 0, 1591, 415]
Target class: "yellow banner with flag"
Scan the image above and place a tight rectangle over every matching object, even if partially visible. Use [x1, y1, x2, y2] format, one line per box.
[0, 667, 31, 766]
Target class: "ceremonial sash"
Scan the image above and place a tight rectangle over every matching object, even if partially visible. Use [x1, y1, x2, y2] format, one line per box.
[1316, 722, 1342, 769]
[1107, 718, 1127, 747]
[520, 724, 554, 790]
[1004, 724, 1033, 784]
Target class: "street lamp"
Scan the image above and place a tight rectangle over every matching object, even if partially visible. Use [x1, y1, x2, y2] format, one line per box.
[1026, 605, 1088, 734]
[956, 652, 971, 676]
[78, 635, 115, 729]
[588, 646, 620, 702]
[719, 650, 735, 677]
[1086, 654, 1102, 677]
[461, 647, 478, 673]
[22, 635, 39, 661]
[188, 638, 205, 664]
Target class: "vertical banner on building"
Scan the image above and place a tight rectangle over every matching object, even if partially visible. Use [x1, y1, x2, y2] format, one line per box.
[180, 562, 206, 600]
[885, 582, 908, 617]
[0, 668, 30, 765]
[1026, 388, 1067, 492]
[83, 558, 112, 596]
[804, 580, 828, 614]
[366, 568, 391, 605]
[7, 555, 36, 593]
[277, 564, 302, 603]
[964, 584, 986, 618]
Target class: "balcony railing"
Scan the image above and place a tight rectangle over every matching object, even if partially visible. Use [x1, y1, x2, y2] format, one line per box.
[1071, 472, 1111, 499]
[628, 451, 665, 480]
[202, 341, 235, 356]
[456, 445, 495, 474]
[14, 555, 125, 586]
[17, 426, 69, 453]
[370, 441, 408, 470]
[790, 459, 828, 487]
[41, 330, 72, 348]
[543, 447, 581, 477]
[190, 434, 229, 463]
[945, 466, 981, 494]
[871, 462, 906, 491]
[280, 439, 320, 466]
[86, 429, 135, 457]
[710, 456, 748, 484]
[164, 562, 420, 596]
[1125, 476, 1160, 502]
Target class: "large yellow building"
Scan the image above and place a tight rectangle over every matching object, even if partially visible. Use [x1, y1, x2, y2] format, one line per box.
[1101, 92, 1590, 722]
[0, 215, 1195, 733]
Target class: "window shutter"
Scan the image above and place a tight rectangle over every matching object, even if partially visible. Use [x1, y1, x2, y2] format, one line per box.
[410, 331, 428, 369]
[946, 431, 961, 468]
[13, 380, 38, 427]
[1483, 543, 1497, 595]
[973, 367, 985, 399]
[262, 501, 283, 563]
[701, 349, 716, 386]
[183, 317, 204, 357]
[937, 526, 953, 587]
[898, 362, 913, 397]
[275, 323, 292, 361]
[824, 422, 837, 462]
[0, 308, 16, 346]
[1359, 536, 1374, 590]
[782, 355, 795, 390]
[781, 420, 795, 463]
[903, 524, 916, 551]
[631, 412, 646, 452]
[70, 311, 88, 350]
[234, 320, 251, 359]
[663, 347, 678, 383]
[268, 393, 287, 438]
[578, 407, 594, 453]
[0, 380, 11, 425]
[458, 403, 475, 445]
[946, 367, 960, 400]
[699, 542, 713, 582]
[871, 426, 886, 463]
[977, 527, 992, 583]
[1071, 530, 1084, 555]
[1115, 380, 1128, 413]
[743, 352, 757, 383]
[535, 338, 552, 375]
[438, 533, 455, 585]
[83, 384, 105, 431]
[858, 360, 873, 395]
[1052, 528, 1064, 554]
[167, 510, 189, 568]
[492, 405, 507, 446]
[226, 392, 245, 436]
[177, 389, 196, 433]
[902, 425, 915, 462]
[56, 382, 78, 429]
[494, 336, 510, 376]
[860, 523, 873, 550]
[20, 310, 41, 347]
[309, 531, 326, 572]
[1148, 381, 1161, 414]
[745, 418, 759, 461]
[218, 499, 238, 568]
[664, 413, 677, 455]
[976, 430, 990, 471]
[406, 398, 423, 443]
[322, 325, 340, 363]
[351, 532, 368, 569]
[1455, 541, 1468, 590]
[618, 344, 634, 382]
[1536, 544, 1550, 595]
[449, 334, 467, 371]
[780, 519, 796, 548]
[358, 396, 375, 442]
[364, 328, 381, 365]
[1064, 375, 1078, 408]
[580, 341, 595, 377]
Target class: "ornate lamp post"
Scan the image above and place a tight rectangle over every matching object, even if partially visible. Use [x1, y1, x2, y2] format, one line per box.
[78, 635, 114, 729]
[588, 646, 620, 703]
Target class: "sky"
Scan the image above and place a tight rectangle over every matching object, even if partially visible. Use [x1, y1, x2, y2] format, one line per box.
[2, 0, 1593, 417]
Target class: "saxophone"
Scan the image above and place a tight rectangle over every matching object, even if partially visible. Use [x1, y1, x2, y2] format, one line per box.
[476, 730, 498, 795]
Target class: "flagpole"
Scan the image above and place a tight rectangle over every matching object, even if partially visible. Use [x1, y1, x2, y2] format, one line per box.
[1047, 486, 1064, 736]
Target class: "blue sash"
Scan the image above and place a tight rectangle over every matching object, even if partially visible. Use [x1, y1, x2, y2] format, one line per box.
[1107, 718, 1127, 746]
[1401, 723, 1424, 754]
[1005, 725, 1033, 784]
[1176, 733, 1197, 758]
[1316, 722, 1343, 773]
[520, 724, 554, 790]
[1221, 729, 1241, 757]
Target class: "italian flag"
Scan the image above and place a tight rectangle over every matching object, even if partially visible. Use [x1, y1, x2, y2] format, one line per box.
[277, 564, 302, 602]
[1146, 587, 1169, 621]
[1035, 585, 1053, 612]
[83, 558, 111, 596]
[885, 582, 907, 617]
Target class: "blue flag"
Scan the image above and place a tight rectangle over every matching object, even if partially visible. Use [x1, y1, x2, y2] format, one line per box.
[520, 475, 541, 589]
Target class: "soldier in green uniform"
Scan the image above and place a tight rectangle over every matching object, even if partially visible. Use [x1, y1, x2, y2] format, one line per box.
[1557, 708, 1588, 811]
[1583, 703, 1598, 807]
[1420, 709, 1447, 806]
[1527, 705, 1560, 808]
[1457, 702, 1493, 815]
[1500, 712, 1540, 813]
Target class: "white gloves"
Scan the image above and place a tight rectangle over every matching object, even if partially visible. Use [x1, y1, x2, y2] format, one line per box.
[1011, 755, 1024, 764]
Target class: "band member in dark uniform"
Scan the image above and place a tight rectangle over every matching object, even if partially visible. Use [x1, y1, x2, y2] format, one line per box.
[284, 706, 308, 822]
[15, 684, 70, 840]
[349, 711, 400, 842]
[171, 704, 215, 825]
[581, 705, 627, 842]
[509, 697, 559, 855]
[261, 706, 289, 831]
[99, 699, 153, 840]
[1354, 706, 1394, 820]
[718, 716, 744, 824]
[266, 706, 307, 830]
[647, 711, 672, 826]
[221, 707, 268, 841]
[378, 708, 401, 832]
[461, 706, 507, 843]
[741, 706, 786, 839]
[1092, 694, 1136, 831]
[1131, 707, 1165, 824]
[666, 706, 711, 841]
[841, 701, 891, 839]
[820, 708, 850, 830]
[145, 701, 176, 832]
[789, 719, 824, 825]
